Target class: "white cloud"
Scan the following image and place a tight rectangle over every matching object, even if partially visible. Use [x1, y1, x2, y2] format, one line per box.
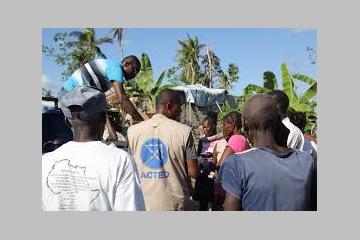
[42, 74, 62, 96]
[42, 74, 51, 88]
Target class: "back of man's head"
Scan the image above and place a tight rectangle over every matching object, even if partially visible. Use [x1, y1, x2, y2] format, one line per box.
[243, 94, 278, 131]
[243, 94, 289, 146]
[155, 89, 182, 120]
[156, 89, 180, 109]
[268, 90, 289, 115]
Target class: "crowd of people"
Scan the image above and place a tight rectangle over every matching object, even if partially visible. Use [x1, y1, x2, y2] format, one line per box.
[42, 56, 317, 211]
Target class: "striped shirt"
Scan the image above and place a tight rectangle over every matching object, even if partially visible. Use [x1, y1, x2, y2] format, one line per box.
[62, 59, 124, 92]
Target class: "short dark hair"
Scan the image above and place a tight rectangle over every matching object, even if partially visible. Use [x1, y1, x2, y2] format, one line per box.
[122, 55, 141, 72]
[223, 111, 242, 129]
[155, 89, 181, 110]
[68, 111, 106, 137]
[243, 94, 289, 147]
[67, 105, 105, 122]
[268, 90, 289, 114]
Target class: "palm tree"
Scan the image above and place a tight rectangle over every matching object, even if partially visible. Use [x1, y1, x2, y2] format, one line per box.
[219, 63, 240, 92]
[107, 28, 124, 57]
[202, 46, 221, 88]
[66, 28, 113, 65]
[177, 34, 205, 84]
[108, 28, 123, 46]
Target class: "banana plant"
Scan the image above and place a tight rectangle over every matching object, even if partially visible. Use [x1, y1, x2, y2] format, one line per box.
[242, 63, 316, 109]
[241, 63, 317, 131]
[243, 71, 278, 97]
[240, 70, 278, 112]
[133, 53, 176, 112]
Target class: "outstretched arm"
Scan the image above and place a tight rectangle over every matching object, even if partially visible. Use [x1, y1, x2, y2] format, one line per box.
[112, 82, 144, 122]
[105, 115, 118, 141]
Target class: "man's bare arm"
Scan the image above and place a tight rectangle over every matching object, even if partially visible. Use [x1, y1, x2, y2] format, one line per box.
[186, 159, 199, 179]
[112, 82, 144, 122]
[105, 115, 118, 141]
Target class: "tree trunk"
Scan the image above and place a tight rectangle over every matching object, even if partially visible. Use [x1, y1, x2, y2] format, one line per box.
[186, 67, 190, 84]
[188, 103, 193, 126]
[190, 63, 195, 84]
[206, 46, 212, 88]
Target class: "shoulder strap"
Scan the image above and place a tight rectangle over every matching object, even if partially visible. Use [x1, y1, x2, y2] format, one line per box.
[84, 63, 103, 91]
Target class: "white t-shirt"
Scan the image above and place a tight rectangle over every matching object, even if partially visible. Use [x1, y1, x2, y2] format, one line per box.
[42, 141, 145, 211]
[282, 117, 304, 150]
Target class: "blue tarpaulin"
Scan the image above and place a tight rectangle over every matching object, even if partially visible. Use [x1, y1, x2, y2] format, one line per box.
[172, 84, 228, 107]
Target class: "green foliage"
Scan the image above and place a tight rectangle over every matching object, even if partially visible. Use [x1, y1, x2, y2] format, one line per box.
[201, 47, 222, 87]
[42, 28, 113, 79]
[228, 64, 240, 82]
[135, 53, 153, 94]
[287, 71, 317, 132]
[263, 71, 277, 90]
[293, 73, 317, 104]
[131, 53, 176, 112]
[176, 34, 205, 84]
[42, 87, 52, 97]
[170, 34, 240, 91]
[218, 63, 240, 92]
[108, 28, 123, 47]
[281, 63, 298, 106]
[218, 100, 233, 121]
[166, 66, 177, 79]
[303, 101, 317, 132]
[241, 63, 317, 132]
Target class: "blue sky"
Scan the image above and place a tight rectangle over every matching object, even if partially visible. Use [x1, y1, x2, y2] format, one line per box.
[42, 28, 316, 96]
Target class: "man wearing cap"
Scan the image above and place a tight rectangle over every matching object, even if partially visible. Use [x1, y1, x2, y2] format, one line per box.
[42, 86, 145, 211]
[219, 94, 317, 211]
[127, 89, 199, 211]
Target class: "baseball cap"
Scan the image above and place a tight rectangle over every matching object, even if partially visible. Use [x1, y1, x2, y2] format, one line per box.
[59, 86, 107, 120]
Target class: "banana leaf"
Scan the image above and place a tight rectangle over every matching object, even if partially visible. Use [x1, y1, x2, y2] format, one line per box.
[263, 71, 278, 90]
[243, 84, 266, 96]
[293, 73, 316, 85]
[281, 63, 298, 106]
[135, 53, 154, 93]
[299, 82, 317, 104]
[151, 71, 166, 95]
[291, 103, 313, 112]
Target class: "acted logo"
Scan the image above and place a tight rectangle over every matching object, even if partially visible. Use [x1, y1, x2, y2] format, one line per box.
[140, 138, 169, 178]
